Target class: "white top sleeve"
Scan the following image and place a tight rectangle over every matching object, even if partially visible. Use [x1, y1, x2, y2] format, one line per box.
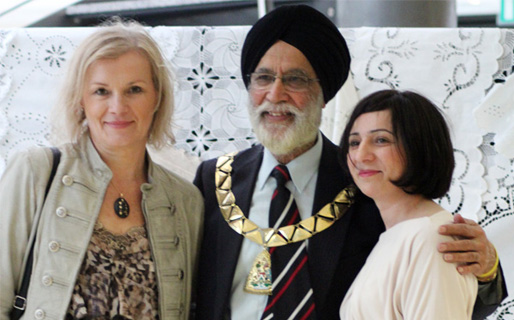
[340, 211, 478, 320]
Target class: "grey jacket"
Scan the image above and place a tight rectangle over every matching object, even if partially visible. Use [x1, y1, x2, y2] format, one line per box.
[0, 136, 204, 320]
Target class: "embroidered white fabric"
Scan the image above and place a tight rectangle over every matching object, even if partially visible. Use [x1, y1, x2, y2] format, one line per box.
[475, 73, 514, 159]
[0, 26, 513, 319]
[350, 27, 503, 221]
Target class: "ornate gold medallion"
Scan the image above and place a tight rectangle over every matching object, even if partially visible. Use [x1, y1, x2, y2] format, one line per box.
[215, 152, 356, 294]
[244, 249, 273, 294]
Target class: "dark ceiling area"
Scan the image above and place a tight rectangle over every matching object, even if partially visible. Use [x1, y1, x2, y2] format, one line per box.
[32, 0, 326, 27]
[27, 0, 500, 29]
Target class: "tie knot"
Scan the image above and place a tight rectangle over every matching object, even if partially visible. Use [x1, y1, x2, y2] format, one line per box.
[271, 165, 291, 186]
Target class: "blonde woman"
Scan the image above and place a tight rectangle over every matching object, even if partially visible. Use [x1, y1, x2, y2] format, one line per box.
[0, 20, 203, 319]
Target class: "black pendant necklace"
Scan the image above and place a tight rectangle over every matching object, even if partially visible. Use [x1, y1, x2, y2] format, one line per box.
[114, 195, 130, 218]
[111, 181, 130, 218]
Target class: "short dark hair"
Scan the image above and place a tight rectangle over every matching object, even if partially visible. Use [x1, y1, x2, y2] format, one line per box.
[339, 90, 454, 199]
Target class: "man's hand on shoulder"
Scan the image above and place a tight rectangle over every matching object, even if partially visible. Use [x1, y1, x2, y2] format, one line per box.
[437, 214, 498, 280]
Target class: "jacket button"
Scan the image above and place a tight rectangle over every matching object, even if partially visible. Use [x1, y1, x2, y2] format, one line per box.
[173, 236, 180, 246]
[42, 275, 53, 286]
[178, 270, 184, 280]
[62, 175, 74, 186]
[141, 183, 153, 192]
[34, 309, 45, 319]
[48, 241, 60, 252]
[56, 207, 67, 218]
[95, 169, 103, 177]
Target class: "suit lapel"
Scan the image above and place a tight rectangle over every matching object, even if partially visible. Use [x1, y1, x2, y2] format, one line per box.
[308, 136, 353, 311]
[231, 146, 264, 217]
[214, 146, 264, 317]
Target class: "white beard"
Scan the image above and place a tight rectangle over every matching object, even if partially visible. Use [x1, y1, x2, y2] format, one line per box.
[247, 94, 323, 156]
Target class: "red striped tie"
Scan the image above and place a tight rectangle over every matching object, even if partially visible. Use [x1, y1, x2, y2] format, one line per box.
[261, 165, 316, 320]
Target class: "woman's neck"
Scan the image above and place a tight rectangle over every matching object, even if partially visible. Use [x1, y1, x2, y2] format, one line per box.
[97, 144, 148, 184]
[373, 191, 443, 230]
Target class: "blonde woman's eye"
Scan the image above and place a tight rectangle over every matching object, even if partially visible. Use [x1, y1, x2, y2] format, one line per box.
[129, 86, 143, 94]
[94, 88, 108, 95]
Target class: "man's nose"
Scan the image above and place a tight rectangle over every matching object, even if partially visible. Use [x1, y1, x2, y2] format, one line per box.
[265, 77, 289, 104]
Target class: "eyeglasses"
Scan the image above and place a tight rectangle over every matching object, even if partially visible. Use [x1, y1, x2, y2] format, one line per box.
[247, 72, 319, 92]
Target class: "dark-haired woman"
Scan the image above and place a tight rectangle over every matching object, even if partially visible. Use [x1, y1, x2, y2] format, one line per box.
[339, 90, 477, 319]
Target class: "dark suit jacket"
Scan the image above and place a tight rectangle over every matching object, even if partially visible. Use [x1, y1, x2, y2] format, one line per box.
[193, 136, 384, 319]
[193, 136, 506, 320]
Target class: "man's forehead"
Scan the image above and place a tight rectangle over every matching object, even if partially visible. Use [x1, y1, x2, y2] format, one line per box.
[254, 40, 316, 76]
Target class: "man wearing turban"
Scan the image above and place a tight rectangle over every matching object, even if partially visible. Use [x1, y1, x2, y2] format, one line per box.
[193, 4, 506, 320]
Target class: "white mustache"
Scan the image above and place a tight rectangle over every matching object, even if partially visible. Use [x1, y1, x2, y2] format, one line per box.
[255, 101, 298, 117]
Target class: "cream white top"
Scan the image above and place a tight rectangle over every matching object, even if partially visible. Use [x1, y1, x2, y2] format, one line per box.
[340, 210, 478, 320]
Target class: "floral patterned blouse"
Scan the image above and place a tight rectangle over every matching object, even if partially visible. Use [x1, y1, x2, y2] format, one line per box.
[66, 222, 159, 319]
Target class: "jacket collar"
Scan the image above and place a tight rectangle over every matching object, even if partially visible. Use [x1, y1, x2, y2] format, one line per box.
[76, 134, 163, 204]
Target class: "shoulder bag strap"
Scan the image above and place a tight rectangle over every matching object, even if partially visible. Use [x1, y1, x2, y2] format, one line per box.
[11, 147, 61, 319]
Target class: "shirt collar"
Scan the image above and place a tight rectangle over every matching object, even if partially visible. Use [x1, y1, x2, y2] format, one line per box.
[257, 131, 323, 192]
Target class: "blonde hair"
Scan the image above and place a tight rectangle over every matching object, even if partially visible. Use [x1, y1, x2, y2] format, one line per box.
[50, 18, 175, 148]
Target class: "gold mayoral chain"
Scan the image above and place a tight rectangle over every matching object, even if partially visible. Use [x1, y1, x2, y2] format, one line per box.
[215, 152, 356, 295]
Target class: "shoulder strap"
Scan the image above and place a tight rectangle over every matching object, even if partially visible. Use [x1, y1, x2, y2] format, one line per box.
[11, 147, 61, 318]
[44, 147, 61, 197]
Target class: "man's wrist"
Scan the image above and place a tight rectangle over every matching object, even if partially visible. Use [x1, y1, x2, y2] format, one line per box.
[477, 247, 499, 283]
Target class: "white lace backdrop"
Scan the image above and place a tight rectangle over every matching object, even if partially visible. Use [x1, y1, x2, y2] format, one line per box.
[0, 26, 513, 318]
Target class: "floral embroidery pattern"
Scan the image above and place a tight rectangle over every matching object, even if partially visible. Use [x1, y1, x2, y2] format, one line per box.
[435, 30, 483, 108]
[364, 29, 418, 89]
[43, 44, 66, 68]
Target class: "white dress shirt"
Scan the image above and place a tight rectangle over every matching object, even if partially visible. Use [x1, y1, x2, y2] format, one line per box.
[230, 133, 323, 320]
